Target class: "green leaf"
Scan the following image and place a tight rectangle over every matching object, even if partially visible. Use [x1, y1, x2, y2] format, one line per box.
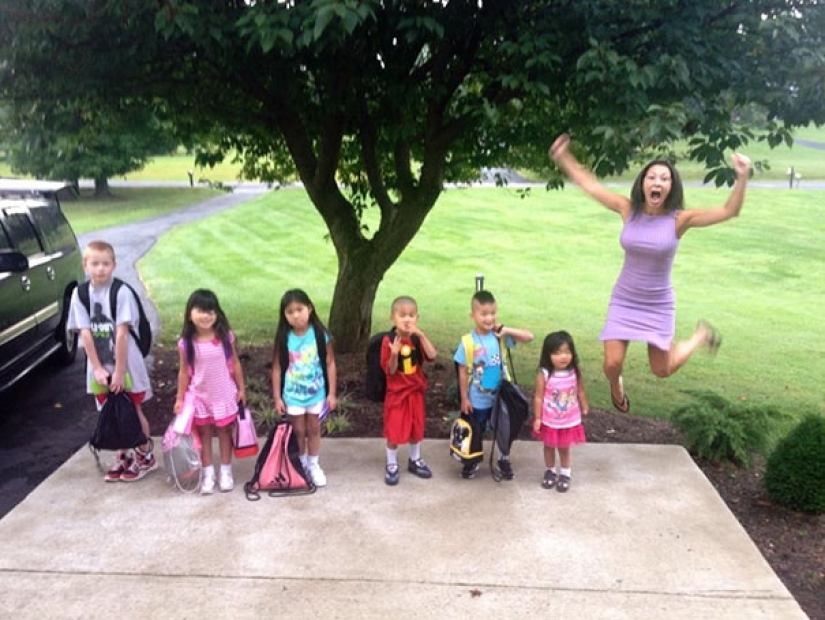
[314, 6, 335, 41]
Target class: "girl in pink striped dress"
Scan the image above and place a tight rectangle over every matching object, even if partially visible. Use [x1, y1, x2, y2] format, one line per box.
[174, 290, 246, 495]
[532, 331, 589, 493]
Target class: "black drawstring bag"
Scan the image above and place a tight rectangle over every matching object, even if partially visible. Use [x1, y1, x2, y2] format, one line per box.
[89, 392, 148, 459]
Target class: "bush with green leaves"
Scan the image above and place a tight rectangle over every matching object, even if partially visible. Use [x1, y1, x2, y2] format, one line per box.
[670, 390, 787, 466]
[763, 415, 825, 514]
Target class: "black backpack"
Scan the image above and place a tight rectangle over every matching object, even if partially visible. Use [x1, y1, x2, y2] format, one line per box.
[89, 391, 149, 467]
[78, 278, 152, 357]
[365, 327, 421, 402]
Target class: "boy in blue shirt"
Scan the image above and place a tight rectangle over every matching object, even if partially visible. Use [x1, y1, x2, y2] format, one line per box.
[454, 290, 533, 479]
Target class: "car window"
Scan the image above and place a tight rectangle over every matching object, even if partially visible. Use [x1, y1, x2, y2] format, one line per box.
[28, 204, 75, 252]
[0, 223, 13, 251]
[2, 210, 44, 257]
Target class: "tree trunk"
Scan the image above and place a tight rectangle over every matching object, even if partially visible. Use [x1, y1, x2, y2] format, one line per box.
[327, 257, 381, 355]
[325, 196, 438, 354]
[93, 177, 111, 198]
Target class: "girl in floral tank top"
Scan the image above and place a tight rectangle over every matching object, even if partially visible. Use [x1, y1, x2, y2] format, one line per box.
[532, 331, 589, 493]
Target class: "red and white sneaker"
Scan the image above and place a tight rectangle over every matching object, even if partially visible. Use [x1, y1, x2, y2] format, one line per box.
[104, 451, 132, 482]
[121, 445, 158, 482]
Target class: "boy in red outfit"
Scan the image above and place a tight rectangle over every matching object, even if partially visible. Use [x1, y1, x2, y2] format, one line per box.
[380, 296, 438, 486]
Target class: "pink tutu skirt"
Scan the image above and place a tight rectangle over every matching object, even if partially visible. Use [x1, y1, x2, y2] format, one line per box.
[533, 423, 586, 448]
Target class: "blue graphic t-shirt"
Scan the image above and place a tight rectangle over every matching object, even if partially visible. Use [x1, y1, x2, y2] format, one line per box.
[283, 326, 329, 407]
[453, 331, 515, 409]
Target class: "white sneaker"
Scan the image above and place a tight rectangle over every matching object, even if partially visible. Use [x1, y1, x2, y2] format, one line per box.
[309, 464, 327, 487]
[201, 475, 215, 495]
[219, 470, 234, 493]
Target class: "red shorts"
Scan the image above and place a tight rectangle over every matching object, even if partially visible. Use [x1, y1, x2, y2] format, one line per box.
[383, 390, 426, 445]
[95, 391, 146, 406]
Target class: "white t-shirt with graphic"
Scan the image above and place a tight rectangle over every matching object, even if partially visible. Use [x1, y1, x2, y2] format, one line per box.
[68, 280, 152, 399]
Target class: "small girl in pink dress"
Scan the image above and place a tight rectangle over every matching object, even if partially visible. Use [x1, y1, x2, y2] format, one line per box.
[174, 290, 246, 495]
[532, 331, 589, 493]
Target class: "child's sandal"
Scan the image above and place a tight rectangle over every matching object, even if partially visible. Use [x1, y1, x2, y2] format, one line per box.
[541, 470, 557, 490]
[556, 474, 571, 493]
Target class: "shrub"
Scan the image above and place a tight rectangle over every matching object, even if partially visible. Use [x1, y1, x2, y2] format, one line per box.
[670, 390, 787, 466]
[763, 415, 825, 514]
[322, 410, 352, 436]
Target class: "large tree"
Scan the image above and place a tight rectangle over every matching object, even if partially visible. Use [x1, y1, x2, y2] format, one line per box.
[2, 1, 823, 350]
[3, 98, 177, 196]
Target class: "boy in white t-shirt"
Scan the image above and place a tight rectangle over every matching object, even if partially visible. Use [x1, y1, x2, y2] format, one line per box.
[68, 240, 156, 482]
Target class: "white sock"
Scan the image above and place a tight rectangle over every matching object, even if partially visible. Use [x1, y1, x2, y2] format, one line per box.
[308, 455, 319, 468]
[220, 464, 232, 476]
[203, 465, 215, 480]
[386, 448, 398, 467]
[300, 453, 308, 469]
[409, 443, 421, 461]
[560, 467, 571, 478]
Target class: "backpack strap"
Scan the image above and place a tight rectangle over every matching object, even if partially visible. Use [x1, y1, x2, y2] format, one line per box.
[77, 280, 91, 314]
[181, 333, 233, 378]
[461, 333, 474, 386]
[108, 278, 144, 349]
[499, 334, 515, 383]
[314, 326, 330, 397]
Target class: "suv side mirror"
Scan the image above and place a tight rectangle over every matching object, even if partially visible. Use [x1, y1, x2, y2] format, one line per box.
[0, 251, 29, 273]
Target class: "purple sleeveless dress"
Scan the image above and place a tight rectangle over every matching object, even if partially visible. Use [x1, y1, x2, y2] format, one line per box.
[599, 211, 679, 351]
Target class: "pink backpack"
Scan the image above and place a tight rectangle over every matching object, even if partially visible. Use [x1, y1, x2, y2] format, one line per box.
[243, 420, 316, 500]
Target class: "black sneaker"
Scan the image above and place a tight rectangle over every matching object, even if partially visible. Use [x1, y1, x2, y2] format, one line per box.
[385, 464, 400, 486]
[497, 458, 515, 480]
[461, 462, 479, 479]
[407, 458, 433, 479]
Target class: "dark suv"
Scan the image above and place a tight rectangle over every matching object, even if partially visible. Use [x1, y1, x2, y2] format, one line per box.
[0, 180, 85, 393]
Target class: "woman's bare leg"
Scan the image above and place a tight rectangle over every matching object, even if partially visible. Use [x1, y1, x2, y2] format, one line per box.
[649, 322, 716, 378]
[603, 340, 629, 403]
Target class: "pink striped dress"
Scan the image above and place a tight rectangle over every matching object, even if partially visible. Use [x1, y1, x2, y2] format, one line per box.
[179, 334, 238, 427]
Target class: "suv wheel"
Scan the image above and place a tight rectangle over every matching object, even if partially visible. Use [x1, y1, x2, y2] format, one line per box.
[52, 292, 79, 365]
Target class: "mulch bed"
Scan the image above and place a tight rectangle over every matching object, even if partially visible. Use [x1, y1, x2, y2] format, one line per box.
[144, 345, 824, 619]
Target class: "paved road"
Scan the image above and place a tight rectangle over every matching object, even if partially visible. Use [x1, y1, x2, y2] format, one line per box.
[0, 188, 266, 519]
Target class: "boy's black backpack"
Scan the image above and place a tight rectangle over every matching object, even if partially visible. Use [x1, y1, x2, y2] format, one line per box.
[365, 327, 421, 402]
[89, 391, 149, 467]
[78, 278, 152, 357]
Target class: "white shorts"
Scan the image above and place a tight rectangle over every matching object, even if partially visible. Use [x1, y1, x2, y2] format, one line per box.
[286, 400, 325, 416]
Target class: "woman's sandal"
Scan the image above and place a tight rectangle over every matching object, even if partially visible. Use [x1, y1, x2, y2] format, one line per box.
[556, 475, 571, 493]
[698, 319, 723, 356]
[611, 376, 630, 413]
[542, 470, 557, 490]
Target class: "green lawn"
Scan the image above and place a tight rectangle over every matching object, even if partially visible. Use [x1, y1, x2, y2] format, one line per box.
[62, 187, 222, 234]
[138, 186, 824, 423]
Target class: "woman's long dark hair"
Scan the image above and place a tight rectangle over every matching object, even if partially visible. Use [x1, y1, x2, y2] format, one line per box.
[538, 330, 581, 380]
[181, 289, 232, 369]
[629, 159, 684, 215]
